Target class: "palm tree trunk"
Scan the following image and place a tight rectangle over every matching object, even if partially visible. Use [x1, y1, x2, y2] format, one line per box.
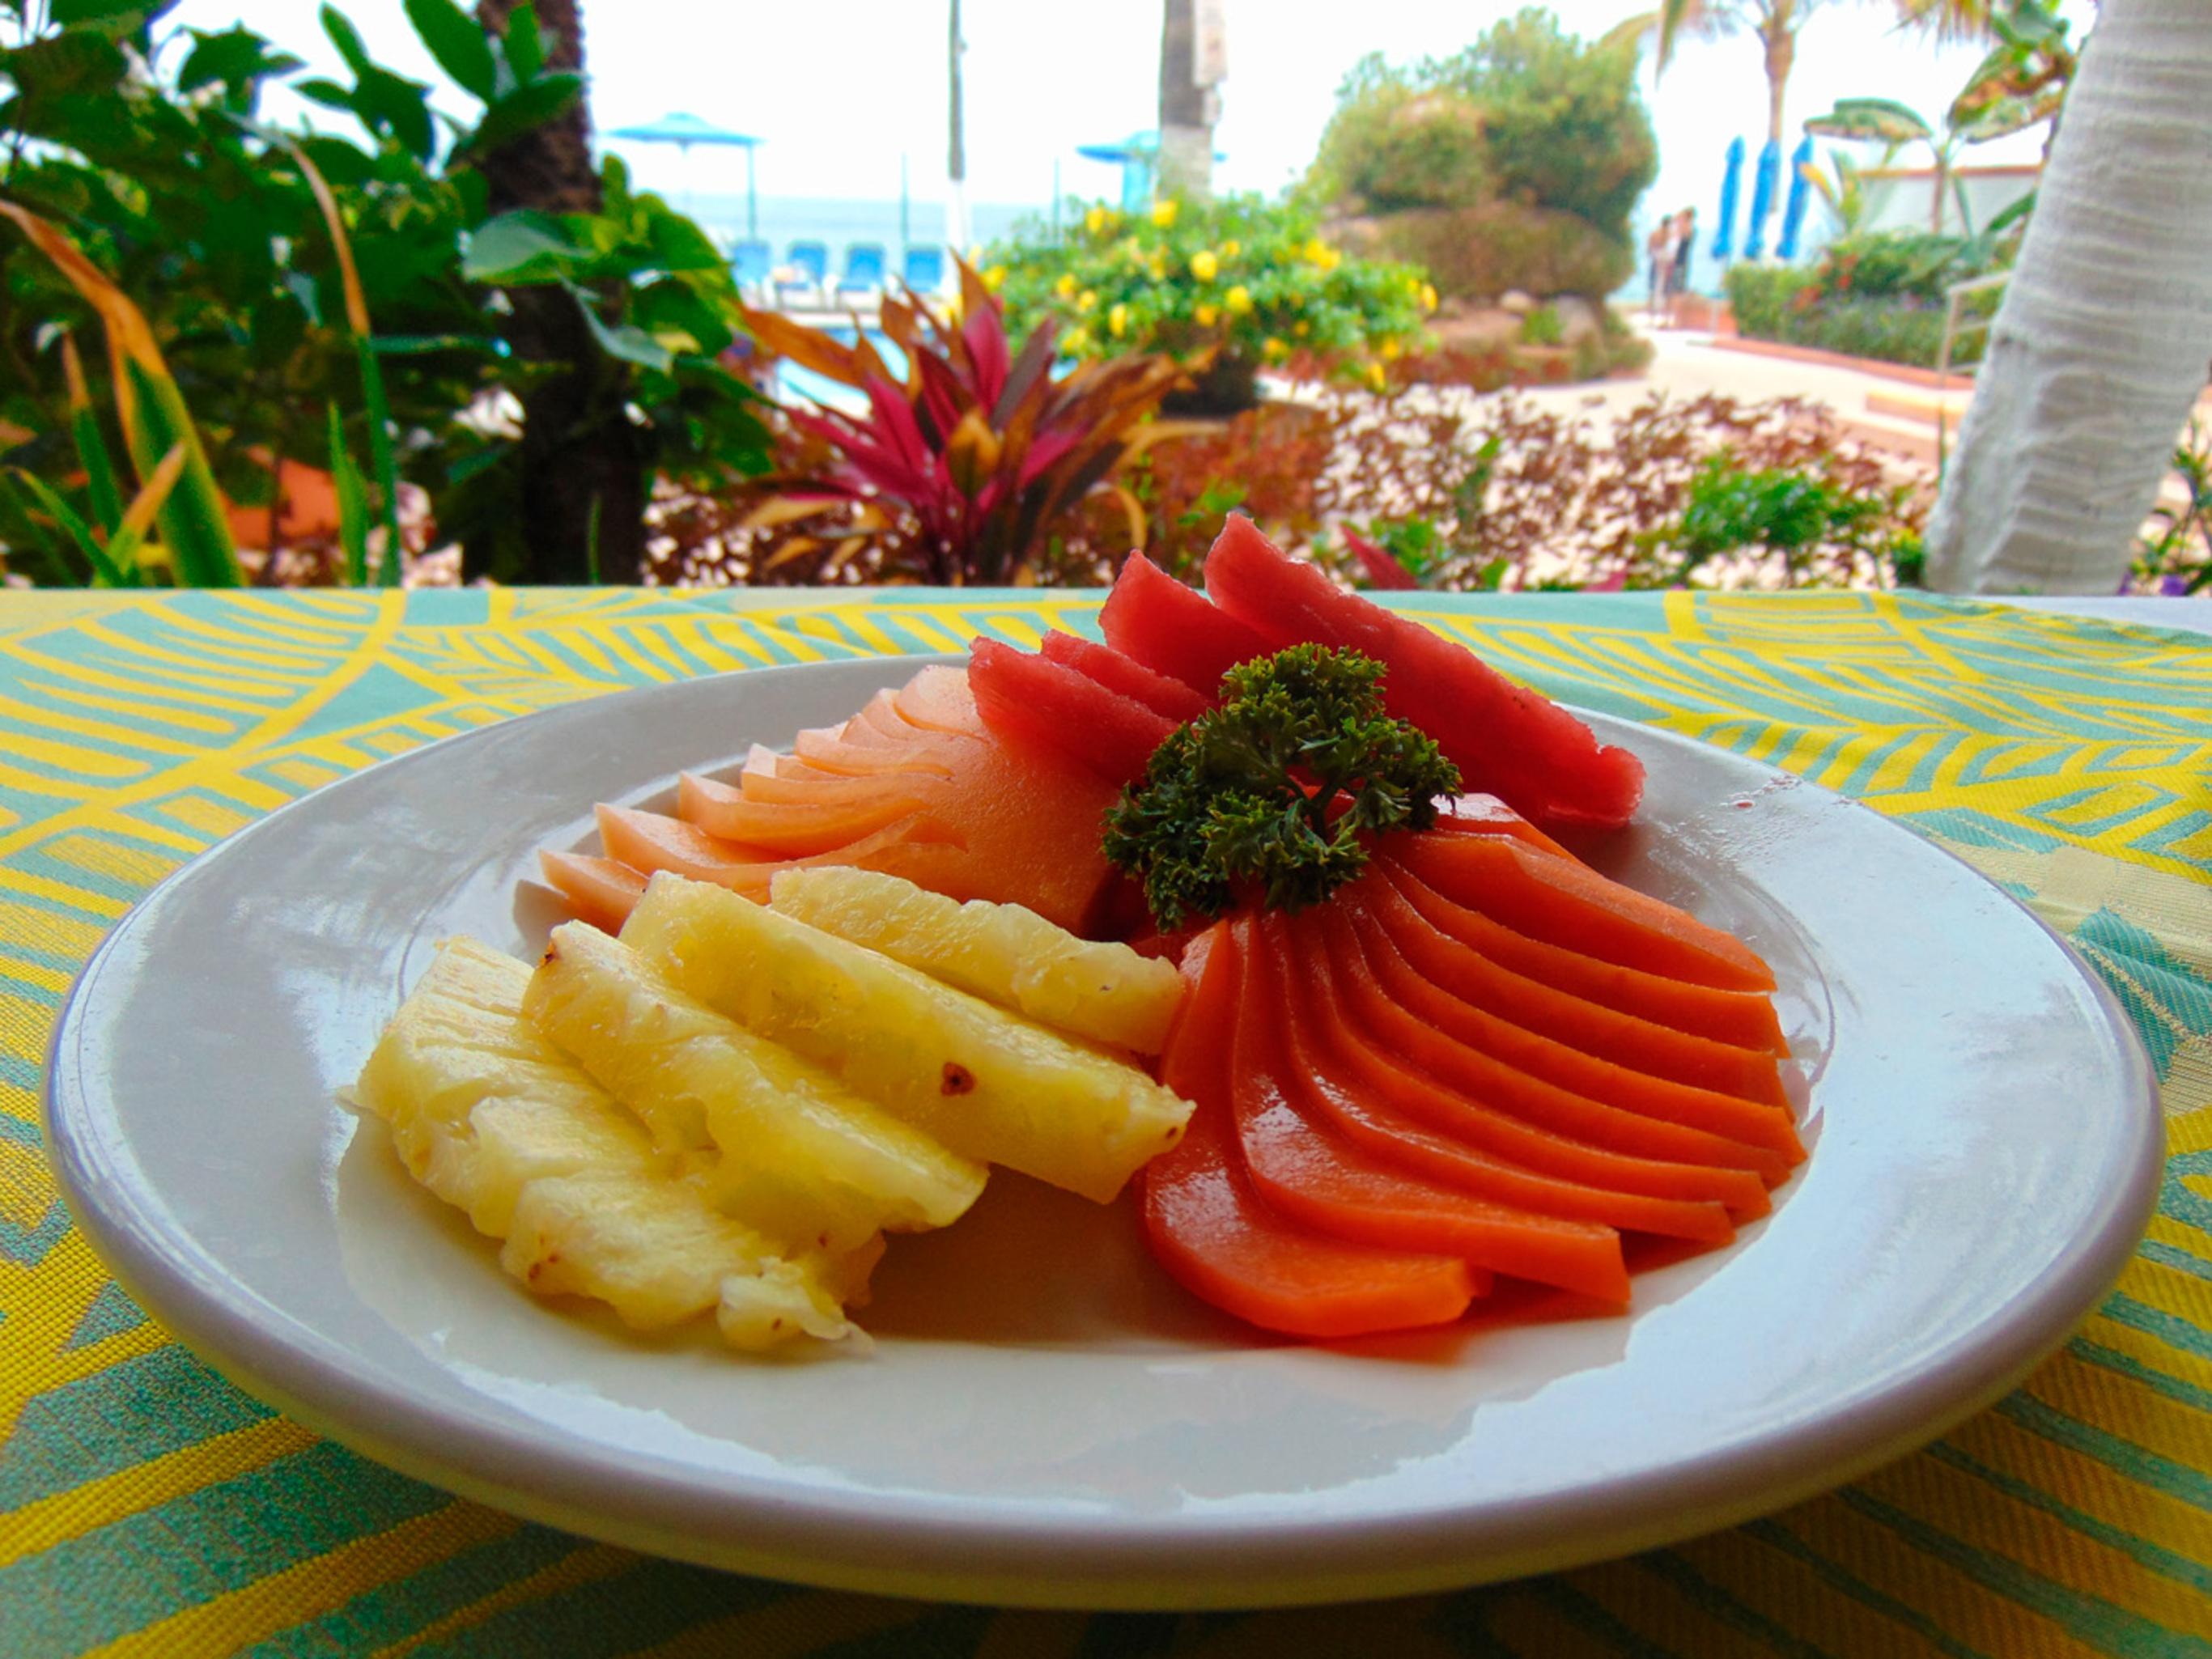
[1158, 0, 1216, 201]
[1925, 0, 2212, 593]
[471, 0, 647, 585]
[946, 0, 970, 252]
[1762, 18, 1795, 148]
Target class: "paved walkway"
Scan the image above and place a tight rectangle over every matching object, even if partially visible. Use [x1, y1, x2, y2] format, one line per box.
[1513, 325, 1953, 464]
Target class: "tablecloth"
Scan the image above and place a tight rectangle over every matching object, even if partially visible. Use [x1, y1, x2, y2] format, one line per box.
[1, 587, 2206, 1657]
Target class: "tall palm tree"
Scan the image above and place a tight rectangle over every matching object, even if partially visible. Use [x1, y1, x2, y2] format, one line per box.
[1643, 1, 2025, 158]
[1926, 0, 2212, 592]
[947, 0, 970, 253]
[473, 0, 645, 584]
[1158, 0, 1218, 200]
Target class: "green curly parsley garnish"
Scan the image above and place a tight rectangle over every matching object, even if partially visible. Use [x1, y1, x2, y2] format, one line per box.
[1102, 644, 1461, 930]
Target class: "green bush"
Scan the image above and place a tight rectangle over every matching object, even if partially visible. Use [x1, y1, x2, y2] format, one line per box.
[987, 195, 1432, 408]
[1432, 10, 1655, 238]
[1307, 8, 1653, 302]
[1520, 305, 1564, 346]
[1726, 266, 1819, 341]
[1726, 259, 1983, 371]
[1310, 74, 1489, 211]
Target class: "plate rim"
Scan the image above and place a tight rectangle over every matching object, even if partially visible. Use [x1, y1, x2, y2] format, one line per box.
[40, 655, 2167, 1608]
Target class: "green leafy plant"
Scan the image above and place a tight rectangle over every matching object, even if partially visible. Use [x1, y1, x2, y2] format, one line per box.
[1102, 644, 1462, 929]
[1519, 305, 1565, 347]
[0, 0, 765, 586]
[1805, 92, 2048, 235]
[2133, 421, 2212, 596]
[1654, 452, 1913, 584]
[987, 194, 1432, 413]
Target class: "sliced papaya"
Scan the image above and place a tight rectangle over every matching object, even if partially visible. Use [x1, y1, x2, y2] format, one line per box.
[1233, 919, 1628, 1302]
[1379, 856, 1789, 1056]
[1352, 876, 1795, 1119]
[1395, 832, 1778, 993]
[1141, 925, 1478, 1339]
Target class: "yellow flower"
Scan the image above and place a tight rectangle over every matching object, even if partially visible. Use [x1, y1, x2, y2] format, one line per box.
[1380, 336, 1403, 360]
[1054, 272, 1078, 299]
[1062, 326, 1093, 354]
[1195, 302, 1220, 327]
[1085, 206, 1110, 236]
[1109, 302, 1129, 338]
[1152, 198, 1179, 228]
[1420, 282, 1439, 312]
[982, 264, 1008, 293]
[1364, 361, 1388, 392]
[1303, 237, 1341, 272]
[1225, 284, 1254, 316]
[1149, 257, 1167, 280]
[1190, 248, 1218, 282]
[1262, 336, 1289, 362]
[1294, 320, 1310, 337]
[1076, 289, 1098, 312]
[1221, 239, 1241, 259]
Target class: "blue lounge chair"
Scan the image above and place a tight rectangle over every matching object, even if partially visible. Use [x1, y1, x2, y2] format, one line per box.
[900, 244, 947, 296]
[730, 238, 771, 301]
[776, 240, 829, 307]
[836, 241, 887, 302]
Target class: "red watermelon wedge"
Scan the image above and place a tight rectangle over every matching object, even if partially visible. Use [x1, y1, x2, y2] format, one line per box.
[1199, 516, 1644, 829]
[1098, 551, 1271, 698]
[967, 637, 1177, 786]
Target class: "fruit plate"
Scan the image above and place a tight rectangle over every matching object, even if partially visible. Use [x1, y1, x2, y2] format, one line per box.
[42, 654, 2161, 1610]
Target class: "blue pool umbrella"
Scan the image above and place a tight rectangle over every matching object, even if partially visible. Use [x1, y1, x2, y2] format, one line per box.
[1076, 130, 1226, 212]
[1709, 137, 1746, 261]
[1742, 138, 1781, 261]
[1077, 132, 1162, 212]
[1775, 134, 1817, 261]
[608, 112, 762, 235]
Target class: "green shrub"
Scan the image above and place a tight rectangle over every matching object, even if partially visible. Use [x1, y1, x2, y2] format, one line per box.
[1310, 73, 1489, 211]
[1520, 305, 1564, 346]
[1726, 266, 1818, 340]
[1307, 7, 1654, 299]
[1430, 10, 1655, 238]
[988, 195, 1432, 407]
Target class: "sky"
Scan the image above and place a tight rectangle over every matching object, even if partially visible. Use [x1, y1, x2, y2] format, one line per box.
[167, 0, 2061, 236]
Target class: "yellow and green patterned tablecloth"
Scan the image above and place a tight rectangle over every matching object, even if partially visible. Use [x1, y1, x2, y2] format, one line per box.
[2, 588, 2208, 1657]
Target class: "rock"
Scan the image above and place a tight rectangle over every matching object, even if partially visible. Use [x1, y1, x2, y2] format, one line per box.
[1363, 202, 1636, 306]
[1499, 290, 1537, 316]
[1552, 295, 1603, 346]
[1430, 307, 1524, 352]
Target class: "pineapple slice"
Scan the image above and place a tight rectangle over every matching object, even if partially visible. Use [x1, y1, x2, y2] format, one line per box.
[524, 922, 987, 1254]
[622, 874, 1195, 1203]
[769, 867, 1187, 1054]
[353, 937, 857, 1347]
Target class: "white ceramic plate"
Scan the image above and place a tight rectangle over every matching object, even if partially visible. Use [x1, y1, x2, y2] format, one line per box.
[45, 656, 2161, 1610]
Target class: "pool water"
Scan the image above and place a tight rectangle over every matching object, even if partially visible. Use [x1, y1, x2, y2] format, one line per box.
[775, 326, 906, 411]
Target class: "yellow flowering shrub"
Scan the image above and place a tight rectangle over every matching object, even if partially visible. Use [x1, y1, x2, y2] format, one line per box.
[987, 193, 1431, 406]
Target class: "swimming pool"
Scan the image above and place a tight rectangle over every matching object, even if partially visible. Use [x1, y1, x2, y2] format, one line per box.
[774, 326, 905, 411]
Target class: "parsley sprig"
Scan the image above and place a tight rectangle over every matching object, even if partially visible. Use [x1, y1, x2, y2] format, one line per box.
[1102, 644, 1461, 929]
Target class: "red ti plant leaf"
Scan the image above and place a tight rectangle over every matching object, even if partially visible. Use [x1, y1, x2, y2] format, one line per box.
[1344, 527, 1420, 589]
[739, 254, 1207, 583]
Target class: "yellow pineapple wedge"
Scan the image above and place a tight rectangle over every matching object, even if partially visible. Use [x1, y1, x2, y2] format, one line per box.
[769, 867, 1187, 1054]
[524, 922, 987, 1254]
[353, 937, 857, 1347]
[622, 874, 1195, 1203]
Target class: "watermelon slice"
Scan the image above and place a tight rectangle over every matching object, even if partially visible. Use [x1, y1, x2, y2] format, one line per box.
[1199, 516, 1645, 830]
[1038, 630, 1211, 724]
[1098, 551, 1271, 699]
[966, 637, 1177, 786]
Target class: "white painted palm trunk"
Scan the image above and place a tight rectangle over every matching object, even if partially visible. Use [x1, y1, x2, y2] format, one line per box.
[1925, 0, 2212, 595]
